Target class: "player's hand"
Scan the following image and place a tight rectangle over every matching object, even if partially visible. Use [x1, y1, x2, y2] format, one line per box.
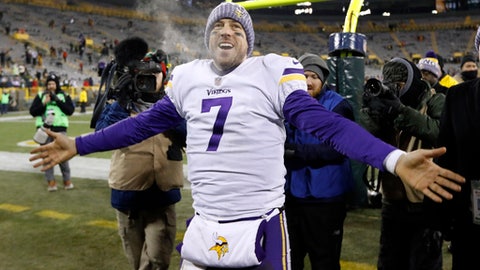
[29, 129, 78, 171]
[395, 147, 465, 203]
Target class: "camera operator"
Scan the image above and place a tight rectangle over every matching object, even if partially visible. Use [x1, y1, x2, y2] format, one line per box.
[29, 73, 75, 191]
[360, 57, 446, 270]
[94, 37, 186, 270]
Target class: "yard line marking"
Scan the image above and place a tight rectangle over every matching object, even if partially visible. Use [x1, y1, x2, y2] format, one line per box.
[37, 210, 73, 220]
[87, 219, 118, 229]
[341, 261, 376, 270]
[0, 203, 30, 212]
[175, 232, 185, 242]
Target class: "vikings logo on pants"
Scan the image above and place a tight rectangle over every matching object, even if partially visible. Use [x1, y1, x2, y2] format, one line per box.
[209, 234, 229, 260]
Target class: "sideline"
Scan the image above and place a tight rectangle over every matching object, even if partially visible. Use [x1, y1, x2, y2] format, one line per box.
[0, 151, 189, 187]
[0, 112, 111, 180]
[0, 150, 110, 180]
[0, 112, 190, 186]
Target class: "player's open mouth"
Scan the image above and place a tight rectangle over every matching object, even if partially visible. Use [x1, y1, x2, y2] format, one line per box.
[219, 43, 233, 49]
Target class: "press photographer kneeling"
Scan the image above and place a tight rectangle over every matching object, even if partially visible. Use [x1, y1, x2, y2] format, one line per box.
[359, 57, 447, 270]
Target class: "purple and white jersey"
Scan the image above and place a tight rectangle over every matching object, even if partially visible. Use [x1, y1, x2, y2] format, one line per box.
[166, 54, 306, 220]
[76, 53, 396, 221]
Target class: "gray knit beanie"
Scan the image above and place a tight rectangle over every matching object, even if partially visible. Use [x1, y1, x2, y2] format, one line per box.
[475, 25, 480, 52]
[298, 53, 329, 83]
[204, 2, 255, 56]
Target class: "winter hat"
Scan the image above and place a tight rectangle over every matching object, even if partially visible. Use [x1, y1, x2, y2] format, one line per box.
[204, 2, 255, 56]
[425, 50, 446, 69]
[298, 53, 329, 83]
[460, 54, 476, 68]
[417, 57, 441, 78]
[46, 73, 60, 87]
[475, 25, 480, 52]
[382, 59, 408, 91]
[382, 57, 428, 107]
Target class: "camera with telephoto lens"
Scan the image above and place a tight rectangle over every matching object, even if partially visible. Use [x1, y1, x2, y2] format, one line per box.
[364, 78, 392, 97]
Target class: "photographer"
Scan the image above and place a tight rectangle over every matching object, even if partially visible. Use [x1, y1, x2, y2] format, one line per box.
[94, 37, 186, 270]
[29, 73, 75, 191]
[360, 57, 446, 270]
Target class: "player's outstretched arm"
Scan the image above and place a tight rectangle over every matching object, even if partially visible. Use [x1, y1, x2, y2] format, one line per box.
[29, 129, 78, 171]
[395, 147, 465, 203]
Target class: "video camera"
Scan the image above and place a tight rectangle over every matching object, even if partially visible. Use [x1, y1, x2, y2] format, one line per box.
[130, 60, 163, 93]
[91, 37, 168, 128]
[113, 47, 170, 97]
[364, 78, 392, 97]
[110, 59, 162, 100]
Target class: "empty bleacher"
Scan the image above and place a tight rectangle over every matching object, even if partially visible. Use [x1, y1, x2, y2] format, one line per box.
[1, 0, 479, 89]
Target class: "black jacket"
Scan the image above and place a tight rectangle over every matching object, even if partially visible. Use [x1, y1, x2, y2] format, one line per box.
[435, 78, 480, 222]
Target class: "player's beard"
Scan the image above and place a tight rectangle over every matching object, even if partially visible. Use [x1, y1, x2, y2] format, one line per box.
[213, 50, 246, 72]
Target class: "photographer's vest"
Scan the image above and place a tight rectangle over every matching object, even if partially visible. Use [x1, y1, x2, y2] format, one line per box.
[35, 92, 69, 128]
[108, 133, 184, 191]
[1, 93, 9, 104]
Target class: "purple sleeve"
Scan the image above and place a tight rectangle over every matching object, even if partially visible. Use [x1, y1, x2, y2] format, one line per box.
[283, 90, 396, 170]
[76, 96, 184, 155]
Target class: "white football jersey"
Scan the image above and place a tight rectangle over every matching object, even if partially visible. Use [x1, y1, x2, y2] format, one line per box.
[166, 54, 306, 220]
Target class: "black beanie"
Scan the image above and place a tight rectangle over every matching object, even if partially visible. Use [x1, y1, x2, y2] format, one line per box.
[46, 73, 60, 89]
[460, 54, 476, 68]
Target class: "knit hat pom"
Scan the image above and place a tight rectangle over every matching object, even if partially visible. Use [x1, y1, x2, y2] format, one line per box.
[425, 50, 437, 58]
